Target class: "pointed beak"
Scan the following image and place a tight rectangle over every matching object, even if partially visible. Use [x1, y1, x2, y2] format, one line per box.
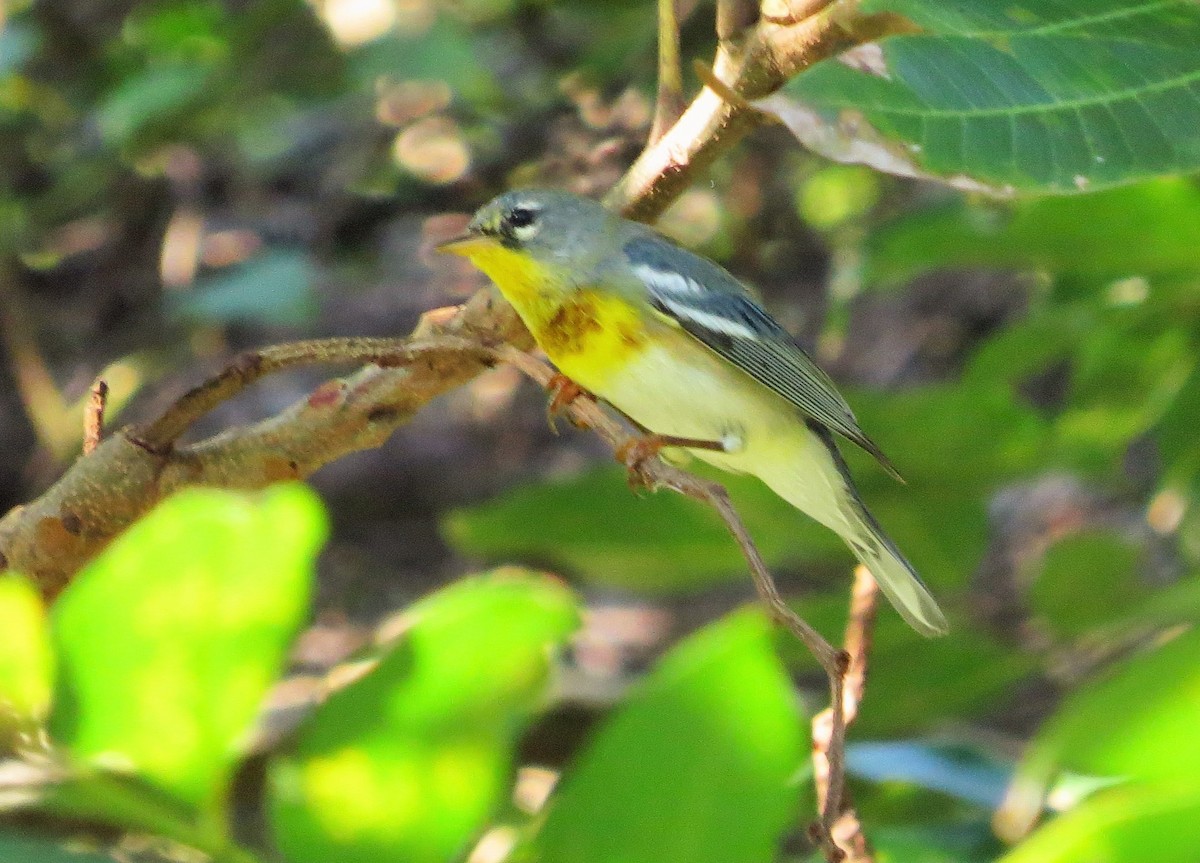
[435, 231, 498, 257]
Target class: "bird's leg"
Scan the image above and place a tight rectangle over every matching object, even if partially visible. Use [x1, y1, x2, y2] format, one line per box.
[545, 372, 590, 431]
[617, 432, 727, 491]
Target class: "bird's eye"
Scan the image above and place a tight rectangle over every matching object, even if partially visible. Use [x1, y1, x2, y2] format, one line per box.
[506, 206, 537, 230]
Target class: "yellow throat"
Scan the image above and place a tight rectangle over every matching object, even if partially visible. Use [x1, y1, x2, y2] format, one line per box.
[440, 236, 649, 388]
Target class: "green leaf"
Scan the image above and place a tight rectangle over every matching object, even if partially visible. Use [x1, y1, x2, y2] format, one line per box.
[532, 610, 803, 863]
[0, 830, 121, 863]
[1000, 628, 1200, 836]
[48, 485, 325, 824]
[0, 574, 53, 736]
[761, 1, 1200, 195]
[866, 180, 1200, 286]
[268, 570, 579, 863]
[999, 780, 1200, 863]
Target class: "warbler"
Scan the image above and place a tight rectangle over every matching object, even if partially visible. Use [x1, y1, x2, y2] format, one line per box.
[438, 189, 947, 636]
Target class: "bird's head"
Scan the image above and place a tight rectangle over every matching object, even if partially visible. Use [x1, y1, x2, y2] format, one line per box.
[437, 189, 618, 279]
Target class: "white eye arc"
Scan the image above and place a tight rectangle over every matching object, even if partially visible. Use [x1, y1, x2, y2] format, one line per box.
[511, 220, 540, 241]
[505, 204, 540, 241]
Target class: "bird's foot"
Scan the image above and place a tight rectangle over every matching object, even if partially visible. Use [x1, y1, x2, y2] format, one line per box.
[616, 433, 727, 492]
[545, 373, 589, 432]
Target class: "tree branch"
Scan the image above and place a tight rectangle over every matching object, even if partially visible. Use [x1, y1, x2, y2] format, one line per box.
[0, 291, 530, 594]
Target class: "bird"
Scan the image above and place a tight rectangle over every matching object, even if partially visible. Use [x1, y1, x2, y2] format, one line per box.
[437, 189, 947, 636]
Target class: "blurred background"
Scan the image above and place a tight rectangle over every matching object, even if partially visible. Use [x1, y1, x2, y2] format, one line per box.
[1, 0, 1198, 859]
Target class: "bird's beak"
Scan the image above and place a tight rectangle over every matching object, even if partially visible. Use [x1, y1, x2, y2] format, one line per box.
[435, 232, 498, 257]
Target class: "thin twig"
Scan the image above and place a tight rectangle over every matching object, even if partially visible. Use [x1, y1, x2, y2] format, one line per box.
[83, 379, 109, 455]
[811, 565, 880, 862]
[649, 0, 686, 144]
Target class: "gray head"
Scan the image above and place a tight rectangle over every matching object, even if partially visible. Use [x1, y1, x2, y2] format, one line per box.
[462, 189, 628, 266]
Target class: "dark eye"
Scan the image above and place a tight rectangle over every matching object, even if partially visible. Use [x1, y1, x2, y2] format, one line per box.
[506, 206, 537, 229]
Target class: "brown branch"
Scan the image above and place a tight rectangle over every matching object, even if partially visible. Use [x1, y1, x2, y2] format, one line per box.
[83, 379, 109, 456]
[811, 565, 880, 863]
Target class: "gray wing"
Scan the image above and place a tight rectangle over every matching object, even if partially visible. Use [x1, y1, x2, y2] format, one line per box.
[622, 234, 901, 479]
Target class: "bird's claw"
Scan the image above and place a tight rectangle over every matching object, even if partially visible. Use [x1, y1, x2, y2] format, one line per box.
[616, 435, 666, 493]
[546, 373, 588, 433]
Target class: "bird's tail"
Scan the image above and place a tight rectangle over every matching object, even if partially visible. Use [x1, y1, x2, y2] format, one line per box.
[842, 508, 948, 637]
[759, 422, 949, 637]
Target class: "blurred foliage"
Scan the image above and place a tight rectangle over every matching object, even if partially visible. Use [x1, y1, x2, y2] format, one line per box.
[0, 0, 1199, 861]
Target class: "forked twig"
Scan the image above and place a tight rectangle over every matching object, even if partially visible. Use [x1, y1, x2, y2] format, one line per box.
[812, 566, 880, 862]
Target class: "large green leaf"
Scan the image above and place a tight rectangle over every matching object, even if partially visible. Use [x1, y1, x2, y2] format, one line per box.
[998, 628, 1200, 838]
[759, 0, 1200, 194]
[531, 610, 803, 863]
[268, 570, 579, 863]
[0, 574, 52, 738]
[1000, 780, 1200, 863]
[48, 485, 325, 824]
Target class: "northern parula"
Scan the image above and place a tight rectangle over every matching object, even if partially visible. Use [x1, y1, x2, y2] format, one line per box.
[438, 189, 947, 636]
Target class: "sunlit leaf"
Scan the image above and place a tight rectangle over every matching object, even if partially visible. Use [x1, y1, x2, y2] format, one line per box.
[0, 574, 53, 736]
[999, 628, 1200, 838]
[48, 485, 325, 822]
[268, 570, 579, 863]
[999, 780, 1200, 863]
[532, 610, 803, 863]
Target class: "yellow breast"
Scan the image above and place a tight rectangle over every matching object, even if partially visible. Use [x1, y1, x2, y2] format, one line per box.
[459, 243, 649, 391]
